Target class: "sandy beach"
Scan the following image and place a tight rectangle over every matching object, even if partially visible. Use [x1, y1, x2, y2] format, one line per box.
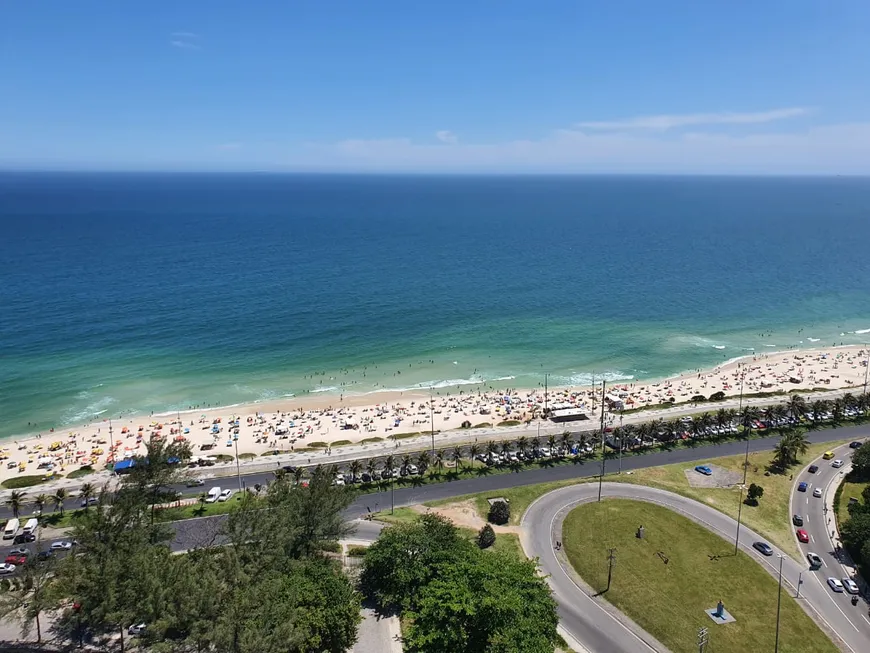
[3, 346, 868, 487]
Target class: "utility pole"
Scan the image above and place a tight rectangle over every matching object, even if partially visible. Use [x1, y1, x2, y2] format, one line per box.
[864, 345, 869, 396]
[233, 435, 242, 492]
[430, 386, 435, 455]
[597, 381, 607, 502]
[618, 411, 624, 474]
[774, 554, 784, 653]
[697, 627, 708, 653]
[795, 571, 803, 599]
[544, 373, 549, 416]
[606, 547, 617, 591]
[734, 484, 744, 555]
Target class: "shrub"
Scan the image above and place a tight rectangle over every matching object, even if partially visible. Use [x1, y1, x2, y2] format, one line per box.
[477, 524, 496, 549]
[691, 394, 707, 403]
[709, 391, 726, 401]
[488, 500, 510, 525]
[745, 483, 764, 506]
[1, 475, 50, 489]
[316, 540, 341, 553]
[347, 545, 369, 557]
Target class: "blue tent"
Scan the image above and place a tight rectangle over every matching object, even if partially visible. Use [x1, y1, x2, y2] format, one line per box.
[114, 459, 136, 474]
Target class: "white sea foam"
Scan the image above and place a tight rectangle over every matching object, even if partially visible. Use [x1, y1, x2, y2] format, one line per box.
[855, 328, 870, 334]
[712, 345, 726, 350]
[311, 386, 339, 393]
[551, 371, 635, 386]
[807, 337, 820, 342]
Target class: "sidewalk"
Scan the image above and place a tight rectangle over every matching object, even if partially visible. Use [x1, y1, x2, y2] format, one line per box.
[823, 462, 867, 595]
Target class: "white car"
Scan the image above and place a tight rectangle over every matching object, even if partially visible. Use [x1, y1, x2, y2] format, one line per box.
[0, 563, 16, 575]
[827, 577, 844, 593]
[812, 488, 823, 498]
[842, 578, 860, 594]
[128, 623, 147, 636]
[217, 489, 233, 502]
[831, 459, 844, 468]
[50, 541, 73, 551]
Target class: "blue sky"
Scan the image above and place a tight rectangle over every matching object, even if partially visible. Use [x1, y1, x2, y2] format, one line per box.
[2, 1, 870, 173]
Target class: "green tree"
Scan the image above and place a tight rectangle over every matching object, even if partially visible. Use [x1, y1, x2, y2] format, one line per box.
[488, 500, 510, 525]
[78, 482, 95, 510]
[6, 490, 26, 519]
[0, 550, 57, 642]
[51, 488, 67, 516]
[746, 483, 764, 505]
[772, 431, 809, 470]
[123, 437, 192, 528]
[348, 459, 362, 483]
[841, 512, 870, 556]
[34, 494, 47, 515]
[360, 513, 473, 612]
[477, 524, 496, 549]
[404, 550, 559, 653]
[851, 442, 870, 478]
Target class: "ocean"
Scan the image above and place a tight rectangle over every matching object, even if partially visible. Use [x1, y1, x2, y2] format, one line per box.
[2, 172, 870, 441]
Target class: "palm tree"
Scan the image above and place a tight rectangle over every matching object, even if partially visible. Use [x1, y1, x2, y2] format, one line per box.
[348, 460, 362, 483]
[293, 466, 305, 485]
[383, 454, 395, 477]
[51, 489, 67, 516]
[486, 441, 498, 458]
[740, 406, 760, 436]
[773, 431, 810, 469]
[843, 393, 857, 412]
[196, 492, 208, 515]
[468, 443, 480, 465]
[449, 447, 464, 471]
[531, 436, 541, 452]
[762, 406, 777, 429]
[516, 436, 529, 458]
[34, 494, 46, 515]
[832, 398, 845, 423]
[434, 449, 445, 473]
[365, 458, 378, 479]
[560, 431, 573, 453]
[78, 482, 95, 510]
[500, 440, 512, 457]
[810, 399, 828, 425]
[416, 450, 430, 474]
[6, 490, 26, 519]
[715, 408, 729, 432]
[547, 434, 557, 452]
[786, 394, 807, 422]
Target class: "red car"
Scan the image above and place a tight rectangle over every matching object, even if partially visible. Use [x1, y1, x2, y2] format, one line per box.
[4, 555, 26, 566]
[796, 529, 810, 543]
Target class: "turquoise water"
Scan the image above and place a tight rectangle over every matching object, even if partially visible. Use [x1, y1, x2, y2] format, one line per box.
[2, 173, 870, 439]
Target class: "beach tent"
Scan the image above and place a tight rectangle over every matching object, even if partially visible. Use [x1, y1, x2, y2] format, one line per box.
[114, 459, 136, 475]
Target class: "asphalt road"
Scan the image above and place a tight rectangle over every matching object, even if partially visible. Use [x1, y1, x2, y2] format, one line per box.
[789, 440, 870, 651]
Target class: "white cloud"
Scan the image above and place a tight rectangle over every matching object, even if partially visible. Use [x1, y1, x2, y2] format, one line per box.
[435, 130, 458, 144]
[287, 120, 870, 174]
[170, 32, 201, 50]
[576, 107, 810, 131]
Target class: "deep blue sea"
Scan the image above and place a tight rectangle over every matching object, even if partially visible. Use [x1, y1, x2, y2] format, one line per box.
[2, 172, 870, 440]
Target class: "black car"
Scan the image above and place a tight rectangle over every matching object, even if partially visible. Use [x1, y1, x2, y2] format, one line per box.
[13, 533, 36, 544]
[792, 514, 804, 526]
[808, 465, 818, 473]
[850, 441, 863, 449]
[36, 550, 54, 561]
[753, 541, 774, 556]
[281, 465, 297, 474]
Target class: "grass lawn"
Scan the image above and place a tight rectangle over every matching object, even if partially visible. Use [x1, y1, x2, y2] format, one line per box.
[562, 499, 837, 653]
[834, 476, 868, 525]
[1, 474, 61, 489]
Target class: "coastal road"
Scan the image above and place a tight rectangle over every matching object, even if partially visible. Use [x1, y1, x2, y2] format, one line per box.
[789, 440, 870, 648]
[5, 422, 870, 523]
[522, 482, 870, 653]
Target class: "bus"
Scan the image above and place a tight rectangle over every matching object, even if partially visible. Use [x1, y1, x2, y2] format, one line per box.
[3, 518, 20, 540]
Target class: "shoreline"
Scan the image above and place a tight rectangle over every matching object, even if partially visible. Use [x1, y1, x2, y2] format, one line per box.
[2, 345, 868, 489]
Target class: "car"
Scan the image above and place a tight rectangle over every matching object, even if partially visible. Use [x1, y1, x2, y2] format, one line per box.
[128, 623, 147, 636]
[792, 514, 804, 526]
[185, 478, 205, 487]
[823, 451, 835, 460]
[813, 488, 823, 498]
[796, 529, 809, 543]
[9, 546, 30, 557]
[842, 578, 860, 594]
[807, 552, 823, 569]
[217, 489, 234, 502]
[13, 533, 35, 544]
[4, 555, 26, 565]
[827, 577, 844, 592]
[753, 541, 774, 556]
[80, 497, 98, 508]
[808, 465, 819, 473]
[694, 465, 713, 476]
[0, 564, 16, 575]
[50, 541, 73, 551]
[36, 551, 54, 561]
[832, 459, 844, 468]
[798, 482, 808, 492]
[849, 441, 863, 449]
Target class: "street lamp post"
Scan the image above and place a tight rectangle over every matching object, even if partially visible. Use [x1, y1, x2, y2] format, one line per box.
[597, 381, 607, 502]
[430, 387, 435, 455]
[233, 435, 242, 492]
[774, 554, 784, 653]
[734, 485, 744, 555]
[864, 345, 869, 396]
[795, 571, 803, 599]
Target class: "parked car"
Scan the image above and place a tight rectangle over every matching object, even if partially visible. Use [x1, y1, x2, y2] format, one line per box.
[13, 533, 35, 544]
[0, 563, 16, 575]
[80, 497, 99, 508]
[50, 541, 74, 551]
[792, 514, 804, 526]
[808, 465, 819, 473]
[753, 541, 774, 556]
[831, 459, 844, 468]
[694, 465, 713, 476]
[796, 529, 809, 543]
[813, 488, 823, 498]
[4, 555, 26, 566]
[406, 464, 419, 475]
[849, 441, 863, 449]
[842, 578, 860, 594]
[36, 551, 54, 561]
[806, 552, 823, 569]
[827, 578, 844, 593]
[798, 482, 808, 492]
[9, 547, 30, 557]
[128, 623, 147, 636]
[217, 489, 234, 502]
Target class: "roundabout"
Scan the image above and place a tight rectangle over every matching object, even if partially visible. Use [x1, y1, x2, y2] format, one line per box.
[521, 482, 870, 653]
